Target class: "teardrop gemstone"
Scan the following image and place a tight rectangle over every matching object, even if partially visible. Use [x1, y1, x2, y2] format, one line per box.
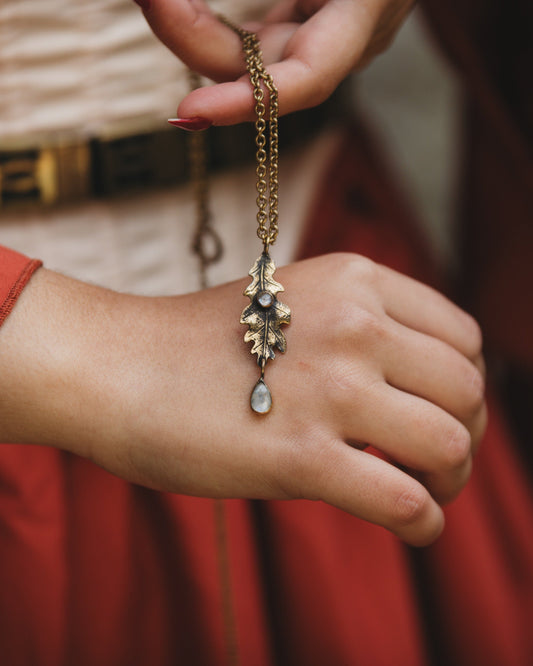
[250, 378, 272, 414]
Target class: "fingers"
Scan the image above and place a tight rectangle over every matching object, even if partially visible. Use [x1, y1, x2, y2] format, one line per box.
[291, 437, 444, 546]
[377, 264, 483, 360]
[382, 319, 486, 424]
[177, 61, 321, 126]
[382, 320, 487, 459]
[144, 0, 377, 124]
[290, 255, 487, 506]
[339, 382, 474, 504]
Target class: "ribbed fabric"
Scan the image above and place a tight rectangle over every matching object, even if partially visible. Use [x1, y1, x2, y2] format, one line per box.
[0, 245, 42, 327]
[0, 0, 271, 142]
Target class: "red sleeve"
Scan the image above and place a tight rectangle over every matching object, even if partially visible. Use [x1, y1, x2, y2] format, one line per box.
[0, 245, 42, 328]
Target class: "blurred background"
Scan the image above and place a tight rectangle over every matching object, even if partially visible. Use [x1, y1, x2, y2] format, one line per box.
[356, 7, 459, 269]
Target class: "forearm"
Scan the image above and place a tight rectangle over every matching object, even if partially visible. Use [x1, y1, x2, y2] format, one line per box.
[0, 268, 123, 454]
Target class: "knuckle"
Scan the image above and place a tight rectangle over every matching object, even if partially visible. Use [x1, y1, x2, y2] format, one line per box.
[330, 305, 383, 347]
[391, 485, 428, 527]
[328, 253, 379, 286]
[322, 252, 383, 301]
[441, 422, 471, 470]
[324, 255, 387, 346]
[465, 367, 486, 416]
[338, 307, 387, 347]
[355, 308, 385, 339]
[347, 254, 380, 285]
[321, 252, 354, 268]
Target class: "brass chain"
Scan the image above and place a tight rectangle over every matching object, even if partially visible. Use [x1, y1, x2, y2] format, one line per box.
[188, 71, 223, 290]
[186, 24, 283, 666]
[219, 17, 279, 252]
[187, 26, 283, 665]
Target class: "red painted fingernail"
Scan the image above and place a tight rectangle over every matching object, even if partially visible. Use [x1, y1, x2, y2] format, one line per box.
[168, 117, 213, 131]
[133, 0, 151, 11]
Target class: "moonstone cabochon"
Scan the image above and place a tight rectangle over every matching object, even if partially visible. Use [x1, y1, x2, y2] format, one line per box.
[257, 291, 274, 308]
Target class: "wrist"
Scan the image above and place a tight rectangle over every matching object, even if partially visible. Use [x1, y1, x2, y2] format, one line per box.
[0, 269, 121, 455]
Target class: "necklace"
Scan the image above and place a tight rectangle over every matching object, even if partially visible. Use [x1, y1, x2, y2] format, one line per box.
[223, 18, 291, 415]
[191, 20, 291, 415]
[186, 25, 289, 665]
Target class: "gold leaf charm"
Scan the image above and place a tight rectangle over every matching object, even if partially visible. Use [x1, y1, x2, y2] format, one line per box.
[241, 253, 290, 413]
[240, 253, 291, 369]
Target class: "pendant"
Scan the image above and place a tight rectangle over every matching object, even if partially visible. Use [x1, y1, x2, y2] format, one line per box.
[250, 378, 272, 414]
[240, 252, 291, 414]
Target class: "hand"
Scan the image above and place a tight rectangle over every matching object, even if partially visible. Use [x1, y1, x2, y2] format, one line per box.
[0, 254, 486, 546]
[140, 0, 415, 124]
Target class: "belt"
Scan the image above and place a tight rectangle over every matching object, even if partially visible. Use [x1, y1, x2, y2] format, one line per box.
[0, 99, 340, 210]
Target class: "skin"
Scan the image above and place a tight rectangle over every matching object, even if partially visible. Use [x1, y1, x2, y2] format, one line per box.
[0, 0, 486, 547]
[141, 0, 416, 124]
[0, 254, 486, 546]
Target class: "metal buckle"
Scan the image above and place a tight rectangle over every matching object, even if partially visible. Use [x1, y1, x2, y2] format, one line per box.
[0, 143, 90, 209]
[0, 130, 188, 209]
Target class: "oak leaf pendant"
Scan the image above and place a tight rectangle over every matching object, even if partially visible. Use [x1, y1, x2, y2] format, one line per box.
[240, 252, 291, 413]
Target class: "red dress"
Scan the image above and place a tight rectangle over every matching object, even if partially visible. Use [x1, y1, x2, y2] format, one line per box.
[1, 120, 533, 666]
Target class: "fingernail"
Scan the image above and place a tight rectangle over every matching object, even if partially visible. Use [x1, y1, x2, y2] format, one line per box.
[168, 117, 212, 131]
[133, 0, 151, 10]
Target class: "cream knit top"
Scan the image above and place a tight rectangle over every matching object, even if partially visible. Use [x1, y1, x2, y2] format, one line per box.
[0, 0, 339, 294]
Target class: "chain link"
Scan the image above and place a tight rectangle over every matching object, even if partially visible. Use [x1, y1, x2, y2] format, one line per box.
[219, 17, 280, 251]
